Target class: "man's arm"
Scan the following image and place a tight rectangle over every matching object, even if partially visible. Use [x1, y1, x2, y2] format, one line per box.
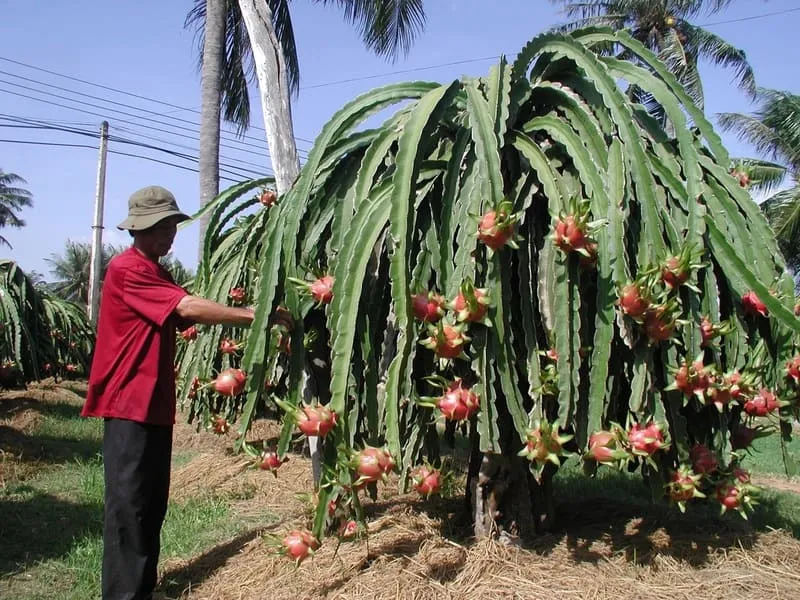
[174, 297, 295, 330]
[175, 295, 254, 327]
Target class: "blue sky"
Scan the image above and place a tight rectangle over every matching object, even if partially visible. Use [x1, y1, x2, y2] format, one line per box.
[1, 0, 799, 277]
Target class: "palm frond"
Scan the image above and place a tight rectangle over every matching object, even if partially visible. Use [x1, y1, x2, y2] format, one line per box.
[683, 24, 755, 97]
[718, 88, 800, 173]
[657, 26, 703, 106]
[678, 0, 735, 19]
[185, 0, 302, 133]
[0, 170, 33, 244]
[314, 0, 426, 61]
[731, 158, 788, 194]
[760, 183, 800, 259]
[551, 13, 628, 33]
[270, 0, 300, 96]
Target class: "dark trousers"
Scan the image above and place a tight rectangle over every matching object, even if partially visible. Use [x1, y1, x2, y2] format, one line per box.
[102, 418, 173, 600]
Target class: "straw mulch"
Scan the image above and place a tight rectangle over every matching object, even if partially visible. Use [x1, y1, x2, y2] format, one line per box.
[160, 494, 800, 600]
[162, 424, 800, 600]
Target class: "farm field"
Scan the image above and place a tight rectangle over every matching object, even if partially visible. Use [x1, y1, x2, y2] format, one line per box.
[2, 380, 800, 600]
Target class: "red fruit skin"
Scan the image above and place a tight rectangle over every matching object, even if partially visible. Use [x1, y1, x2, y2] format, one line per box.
[355, 453, 384, 481]
[787, 356, 800, 382]
[220, 338, 238, 354]
[619, 284, 649, 319]
[212, 416, 229, 435]
[477, 210, 514, 250]
[741, 291, 768, 317]
[297, 405, 337, 438]
[564, 216, 587, 248]
[587, 444, 617, 464]
[716, 483, 741, 510]
[411, 465, 441, 497]
[700, 317, 714, 347]
[338, 519, 358, 539]
[437, 390, 471, 420]
[452, 288, 489, 323]
[668, 470, 699, 503]
[310, 275, 334, 304]
[260, 189, 277, 207]
[181, 326, 198, 341]
[689, 444, 718, 475]
[661, 257, 688, 289]
[214, 368, 246, 396]
[436, 379, 479, 420]
[424, 324, 467, 359]
[412, 292, 445, 322]
[643, 309, 675, 342]
[589, 430, 615, 449]
[743, 388, 779, 417]
[260, 451, 284, 473]
[229, 287, 247, 303]
[283, 530, 319, 563]
[354, 447, 395, 483]
[554, 215, 588, 253]
[628, 422, 664, 456]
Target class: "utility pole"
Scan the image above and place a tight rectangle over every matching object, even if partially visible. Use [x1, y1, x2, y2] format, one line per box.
[88, 121, 109, 324]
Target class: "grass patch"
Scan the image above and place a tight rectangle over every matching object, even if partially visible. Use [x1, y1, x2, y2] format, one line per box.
[1, 452, 273, 600]
[0, 390, 277, 600]
[747, 430, 800, 478]
[553, 456, 800, 539]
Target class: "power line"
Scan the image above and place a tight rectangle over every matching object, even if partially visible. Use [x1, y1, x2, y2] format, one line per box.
[0, 139, 96, 149]
[0, 117, 267, 181]
[701, 7, 800, 27]
[0, 55, 316, 147]
[0, 114, 274, 175]
[0, 78, 282, 160]
[0, 68, 298, 159]
[299, 55, 499, 90]
[0, 88, 278, 177]
[0, 138, 247, 185]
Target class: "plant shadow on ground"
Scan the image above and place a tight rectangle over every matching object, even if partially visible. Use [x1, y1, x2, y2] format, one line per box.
[158, 528, 266, 599]
[0, 490, 103, 577]
[0, 398, 102, 471]
[352, 464, 800, 576]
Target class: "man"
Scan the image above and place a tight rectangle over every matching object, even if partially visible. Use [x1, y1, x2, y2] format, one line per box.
[82, 186, 288, 600]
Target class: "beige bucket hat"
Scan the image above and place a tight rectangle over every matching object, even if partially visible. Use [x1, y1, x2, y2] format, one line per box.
[117, 186, 191, 231]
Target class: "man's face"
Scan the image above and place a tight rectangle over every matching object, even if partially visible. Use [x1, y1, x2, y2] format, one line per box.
[134, 217, 180, 258]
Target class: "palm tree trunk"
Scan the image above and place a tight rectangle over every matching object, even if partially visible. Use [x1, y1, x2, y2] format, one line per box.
[236, 0, 300, 194]
[197, 0, 226, 262]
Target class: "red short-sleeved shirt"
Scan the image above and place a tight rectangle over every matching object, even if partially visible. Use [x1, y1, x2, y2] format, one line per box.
[82, 247, 190, 425]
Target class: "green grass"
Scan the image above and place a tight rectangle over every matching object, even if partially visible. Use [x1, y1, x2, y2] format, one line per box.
[0, 401, 277, 600]
[551, 450, 800, 540]
[746, 429, 800, 478]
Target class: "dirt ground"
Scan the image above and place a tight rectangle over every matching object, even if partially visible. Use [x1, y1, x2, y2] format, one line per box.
[3, 382, 800, 600]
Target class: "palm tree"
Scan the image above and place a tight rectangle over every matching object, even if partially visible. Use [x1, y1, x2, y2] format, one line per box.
[186, 0, 426, 198]
[549, 0, 755, 110]
[719, 89, 800, 270]
[45, 241, 124, 304]
[0, 170, 33, 249]
[189, 0, 227, 261]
